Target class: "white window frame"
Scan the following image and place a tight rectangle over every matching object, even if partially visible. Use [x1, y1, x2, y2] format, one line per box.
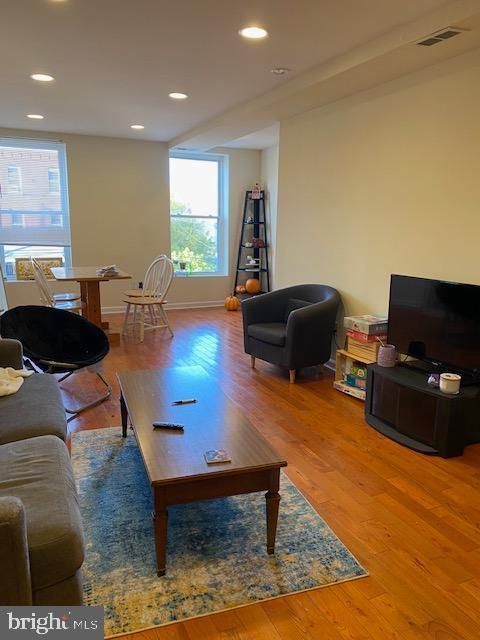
[7, 166, 22, 194]
[0, 138, 72, 281]
[169, 150, 228, 277]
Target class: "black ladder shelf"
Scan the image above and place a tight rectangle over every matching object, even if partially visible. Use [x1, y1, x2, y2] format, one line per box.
[233, 190, 271, 297]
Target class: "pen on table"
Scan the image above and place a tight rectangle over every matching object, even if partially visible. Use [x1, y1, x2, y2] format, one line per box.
[171, 399, 197, 406]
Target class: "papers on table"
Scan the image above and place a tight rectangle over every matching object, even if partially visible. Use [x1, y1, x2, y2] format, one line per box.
[96, 265, 120, 277]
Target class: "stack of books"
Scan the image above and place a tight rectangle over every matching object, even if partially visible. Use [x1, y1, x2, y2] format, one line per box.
[345, 316, 387, 358]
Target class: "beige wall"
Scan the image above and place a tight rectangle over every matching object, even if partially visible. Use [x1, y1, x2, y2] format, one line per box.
[260, 144, 279, 288]
[1, 128, 260, 308]
[275, 47, 480, 319]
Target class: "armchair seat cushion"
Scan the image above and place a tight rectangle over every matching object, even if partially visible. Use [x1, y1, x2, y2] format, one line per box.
[248, 322, 287, 346]
[0, 435, 84, 591]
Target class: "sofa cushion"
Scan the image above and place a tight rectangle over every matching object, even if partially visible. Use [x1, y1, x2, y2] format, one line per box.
[248, 322, 287, 346]
[0, 435, 84, 591]
[284, 298, 311, 322]
[0, 373, 66, 445]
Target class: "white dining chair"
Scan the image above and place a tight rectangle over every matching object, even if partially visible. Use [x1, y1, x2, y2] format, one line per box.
[122, 254, 162, 298]
[122, 255, 174, 341]
[31, 257, 84, 313]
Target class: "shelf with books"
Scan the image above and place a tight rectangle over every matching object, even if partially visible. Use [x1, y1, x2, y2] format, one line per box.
[335, 314, 388, 401]
[334, 350, 377, 401]
[336, 349, 377, 365]
[333, 380, 366, 400]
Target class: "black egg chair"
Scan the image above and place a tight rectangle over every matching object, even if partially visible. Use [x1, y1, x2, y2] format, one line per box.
[0, 305, 111, 416]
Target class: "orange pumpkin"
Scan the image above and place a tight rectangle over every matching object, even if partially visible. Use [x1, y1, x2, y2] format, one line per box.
[224, 295, 240, 311]
[245, 278, 261, 294]
[235, 284, 247, 294]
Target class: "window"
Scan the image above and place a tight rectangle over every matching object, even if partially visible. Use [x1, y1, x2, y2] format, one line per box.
[0, 139, 71, 280]
[7, 166, 22, 194]
[169, 151, 228, 275]
[48, 167, 60, 194]
[11, 213, 25, 227]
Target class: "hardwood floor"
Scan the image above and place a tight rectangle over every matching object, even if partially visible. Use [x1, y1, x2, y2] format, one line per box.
[65, 308, 480, 640]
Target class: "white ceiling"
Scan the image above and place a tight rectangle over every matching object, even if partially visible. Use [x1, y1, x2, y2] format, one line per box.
[175, 1, 480, 150]
[0, 0, 452, 143]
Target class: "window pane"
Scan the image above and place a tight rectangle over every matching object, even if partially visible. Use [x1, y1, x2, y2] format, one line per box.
[2, 150, 60, 211]
[2, 245, 66, 280]
[171, 218, 218, 273]
[0, 140, 70, 248]
[170, 157, 218, 217]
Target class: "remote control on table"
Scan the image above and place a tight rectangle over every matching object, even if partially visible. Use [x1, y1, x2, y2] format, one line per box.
[152, 421, 184, 431]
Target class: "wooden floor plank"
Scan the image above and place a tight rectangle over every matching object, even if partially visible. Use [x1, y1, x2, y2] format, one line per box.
[223, 604, 283, 640]
[305, 588, 375, 640]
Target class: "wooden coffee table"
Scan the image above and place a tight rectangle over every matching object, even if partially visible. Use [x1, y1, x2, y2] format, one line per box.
[117, 366, 287, 576]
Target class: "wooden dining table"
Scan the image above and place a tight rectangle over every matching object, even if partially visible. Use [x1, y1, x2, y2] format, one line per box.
[51, 266, 131, 344]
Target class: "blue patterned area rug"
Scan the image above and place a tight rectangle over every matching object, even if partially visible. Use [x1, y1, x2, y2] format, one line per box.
[72, 427, 367, 637]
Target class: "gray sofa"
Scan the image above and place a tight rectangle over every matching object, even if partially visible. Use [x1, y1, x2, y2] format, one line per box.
[0, 338, 84, 605]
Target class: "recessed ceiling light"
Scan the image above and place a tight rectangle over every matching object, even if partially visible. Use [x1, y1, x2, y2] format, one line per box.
[271, 67, 290, 75]
[27, 114, 44, 119]
[169, 92, 188, 100]
[239, 26, 268, 39]
[30, 73, 54, 82]
[130, 124, 144, 130]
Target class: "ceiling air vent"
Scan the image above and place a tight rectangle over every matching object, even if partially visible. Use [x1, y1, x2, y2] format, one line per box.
[415, 27, 468, 47]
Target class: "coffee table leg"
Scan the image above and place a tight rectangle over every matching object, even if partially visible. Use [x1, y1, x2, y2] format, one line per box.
[265, 469, 281, 554]
[120, 393, 128, 438]
[153, 488, 168, 576]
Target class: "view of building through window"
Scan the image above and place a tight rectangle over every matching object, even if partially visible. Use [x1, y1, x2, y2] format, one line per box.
[7, 166, 22, 194]
[48, 167, 60, 194]
[169, 153, 226, 275]
[0, 139, 71, 279]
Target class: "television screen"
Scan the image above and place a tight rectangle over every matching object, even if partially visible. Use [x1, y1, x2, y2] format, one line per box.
[388, 275, 480, 373]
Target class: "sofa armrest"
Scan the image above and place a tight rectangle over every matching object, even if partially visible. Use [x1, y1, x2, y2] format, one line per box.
[0, 497, 32, 605]
[0, 339, 24, 370]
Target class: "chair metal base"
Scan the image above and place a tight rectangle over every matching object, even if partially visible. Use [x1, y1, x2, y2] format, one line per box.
[61, 371, 112, 417]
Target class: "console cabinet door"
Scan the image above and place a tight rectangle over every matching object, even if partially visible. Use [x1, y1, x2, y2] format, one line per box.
[371, 376, 399, 427]
[371, 376, 437, 446]
[396, 388, 437, 446]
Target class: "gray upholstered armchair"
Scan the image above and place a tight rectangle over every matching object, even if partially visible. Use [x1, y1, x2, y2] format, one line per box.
[242, 284, 341, 383]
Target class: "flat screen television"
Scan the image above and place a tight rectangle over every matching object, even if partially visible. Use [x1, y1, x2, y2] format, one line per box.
[388, 274, 480, 375]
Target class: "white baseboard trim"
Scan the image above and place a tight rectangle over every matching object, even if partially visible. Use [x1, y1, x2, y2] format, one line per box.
[102, 300, 224, 314]
[166, 300, 224, 310]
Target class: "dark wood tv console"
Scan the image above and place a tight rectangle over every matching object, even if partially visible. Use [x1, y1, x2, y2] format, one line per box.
[365, 364, 480, 457]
